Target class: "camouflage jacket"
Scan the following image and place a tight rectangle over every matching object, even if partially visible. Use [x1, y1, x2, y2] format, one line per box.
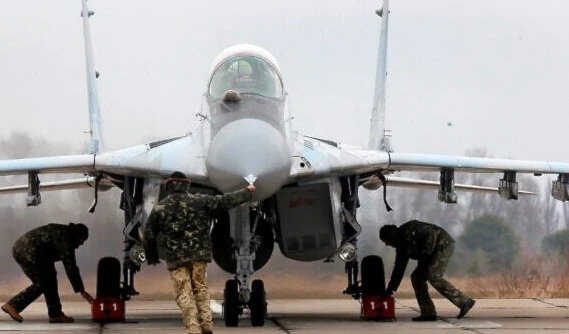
[12, 223, 85, 293]
[143, 181, 252, 270]
[387, 220, 454, 291]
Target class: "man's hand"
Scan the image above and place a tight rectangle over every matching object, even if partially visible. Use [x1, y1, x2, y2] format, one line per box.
[81, 291, 94, 304]
[382, 283, 394, 297]
[247, 184, 256, 192]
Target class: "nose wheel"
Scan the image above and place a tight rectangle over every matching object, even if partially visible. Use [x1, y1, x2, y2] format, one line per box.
[249, 279, 267, 327]
[223, 279, 267, 327]
[223, 280, 240, 327]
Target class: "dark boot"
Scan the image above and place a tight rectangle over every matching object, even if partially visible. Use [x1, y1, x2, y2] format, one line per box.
[457, 299, 475, 319]
[412, 315, 438, 322]
[49, 313, 74, 323]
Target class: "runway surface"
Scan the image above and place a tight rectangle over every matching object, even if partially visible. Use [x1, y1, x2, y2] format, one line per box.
[0, 298, 568, 333]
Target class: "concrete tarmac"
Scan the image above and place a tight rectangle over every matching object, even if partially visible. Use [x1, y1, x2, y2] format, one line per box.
[0, 298, 568, 333]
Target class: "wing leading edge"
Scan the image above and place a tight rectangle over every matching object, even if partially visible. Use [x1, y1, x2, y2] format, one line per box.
[290, 136, 569, 182]
[388, 152, 569, 174]
[0, 134, 209, 193]
[289, 136, 569, 199]
[0, 154, 95, 176]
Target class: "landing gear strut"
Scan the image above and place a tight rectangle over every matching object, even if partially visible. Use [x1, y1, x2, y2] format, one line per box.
[343, 255, 386, 301]
[222, 204, 270, 327]
[120, 176, 143, 300]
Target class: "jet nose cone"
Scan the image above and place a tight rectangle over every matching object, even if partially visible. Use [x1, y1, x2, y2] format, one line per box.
[206, 118, 291, 200]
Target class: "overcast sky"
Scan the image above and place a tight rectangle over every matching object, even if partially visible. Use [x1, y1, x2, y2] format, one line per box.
[1, 0, 568, 164]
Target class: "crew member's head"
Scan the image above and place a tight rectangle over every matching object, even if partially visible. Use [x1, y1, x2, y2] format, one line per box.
[68, 222, 89, 249]
[379, 224, 398, 247]
[165, 171, 191, 193]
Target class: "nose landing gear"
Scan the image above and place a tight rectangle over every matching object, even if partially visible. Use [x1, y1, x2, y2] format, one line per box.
[223, 278, 267, 327]
[223, 280, 240, 327]
[249, 279, 267, 326]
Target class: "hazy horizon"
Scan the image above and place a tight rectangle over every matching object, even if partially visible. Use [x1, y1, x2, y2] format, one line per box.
[0, 0, 568, 163]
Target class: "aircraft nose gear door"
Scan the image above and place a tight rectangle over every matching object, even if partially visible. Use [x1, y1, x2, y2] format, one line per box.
[223, 205, 267, 327]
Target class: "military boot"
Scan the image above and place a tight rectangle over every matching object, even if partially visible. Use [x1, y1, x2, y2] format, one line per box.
[49, 313, 74, 323]
[1, 303, 23, 323]
[457, 299, 476, 319]
[412, 315, 437, 322]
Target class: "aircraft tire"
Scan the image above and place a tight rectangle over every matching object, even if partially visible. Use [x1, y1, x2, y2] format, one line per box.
[96, 257, 121, 298]
[223, 279, 240, 327]
[360, 255, 386, 297]
[249, 279, 267, 327]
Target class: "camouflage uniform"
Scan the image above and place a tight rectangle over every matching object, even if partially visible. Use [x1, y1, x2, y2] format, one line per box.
[386, 220, 473, 317]
[143, 180, 252, 334]
[7, 224, 86, 318]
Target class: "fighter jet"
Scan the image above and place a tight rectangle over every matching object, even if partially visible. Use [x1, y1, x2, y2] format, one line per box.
[0, 0, 568, 327]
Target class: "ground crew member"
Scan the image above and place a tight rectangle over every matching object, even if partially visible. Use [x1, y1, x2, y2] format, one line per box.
[379, 220, 475, 321]
[143, 171, 255, 334]
[1, 222, 94, 323]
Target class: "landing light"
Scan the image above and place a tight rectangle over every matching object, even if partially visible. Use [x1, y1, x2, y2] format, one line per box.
[337, 243, 357, 262]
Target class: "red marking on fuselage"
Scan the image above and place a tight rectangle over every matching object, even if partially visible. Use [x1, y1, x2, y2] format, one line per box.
[288, 198, 316, 208]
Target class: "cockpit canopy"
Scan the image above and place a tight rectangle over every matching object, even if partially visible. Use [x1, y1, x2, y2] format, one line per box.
[209, 56, 283, 99]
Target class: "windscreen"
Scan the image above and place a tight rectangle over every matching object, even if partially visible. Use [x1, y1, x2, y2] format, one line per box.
[209, 56, 283, 99]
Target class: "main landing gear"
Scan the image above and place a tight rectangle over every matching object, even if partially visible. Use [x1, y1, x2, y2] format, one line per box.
[360, 255, 385, 298]
[344, 255, 385, 300]
[92, 257, 126, 323]
[344, 255, 394, 321]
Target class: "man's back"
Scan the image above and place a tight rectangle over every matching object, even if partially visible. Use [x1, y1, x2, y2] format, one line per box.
[13, 224, 72, 263]
[153, 192, 217, 265]
[145, 186, 252, 269]
[397, 220, 452, 260]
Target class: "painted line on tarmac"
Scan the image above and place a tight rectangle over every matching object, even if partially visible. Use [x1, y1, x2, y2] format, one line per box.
[270, 317, 292, 334]
[534, 298, 569, 308]
[210, 300, 223, 314]
[442, 318, 502, 329]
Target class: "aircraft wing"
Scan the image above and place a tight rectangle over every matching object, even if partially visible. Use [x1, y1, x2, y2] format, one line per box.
[387, 152, 569, 174]
[288, 137, 391, 181]
[94, 135, 209, 185]
[0, 135, 209, 190]
[0, 154, 95, 176]
[289, 136, 569, 191]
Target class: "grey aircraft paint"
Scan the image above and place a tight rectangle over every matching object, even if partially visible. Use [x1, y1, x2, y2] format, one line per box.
[205, 52, 291, 200]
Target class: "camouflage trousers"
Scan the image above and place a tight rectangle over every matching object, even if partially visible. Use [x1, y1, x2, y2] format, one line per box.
[411, 237, 471, 316]
[8, 253, 63, 318]
[168, 262, 212, 334]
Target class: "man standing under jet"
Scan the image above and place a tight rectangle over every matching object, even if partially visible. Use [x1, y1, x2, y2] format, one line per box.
[379, 220, 475, 321]
[143, 171, 255, 334]
[1, 222, 94, 323]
